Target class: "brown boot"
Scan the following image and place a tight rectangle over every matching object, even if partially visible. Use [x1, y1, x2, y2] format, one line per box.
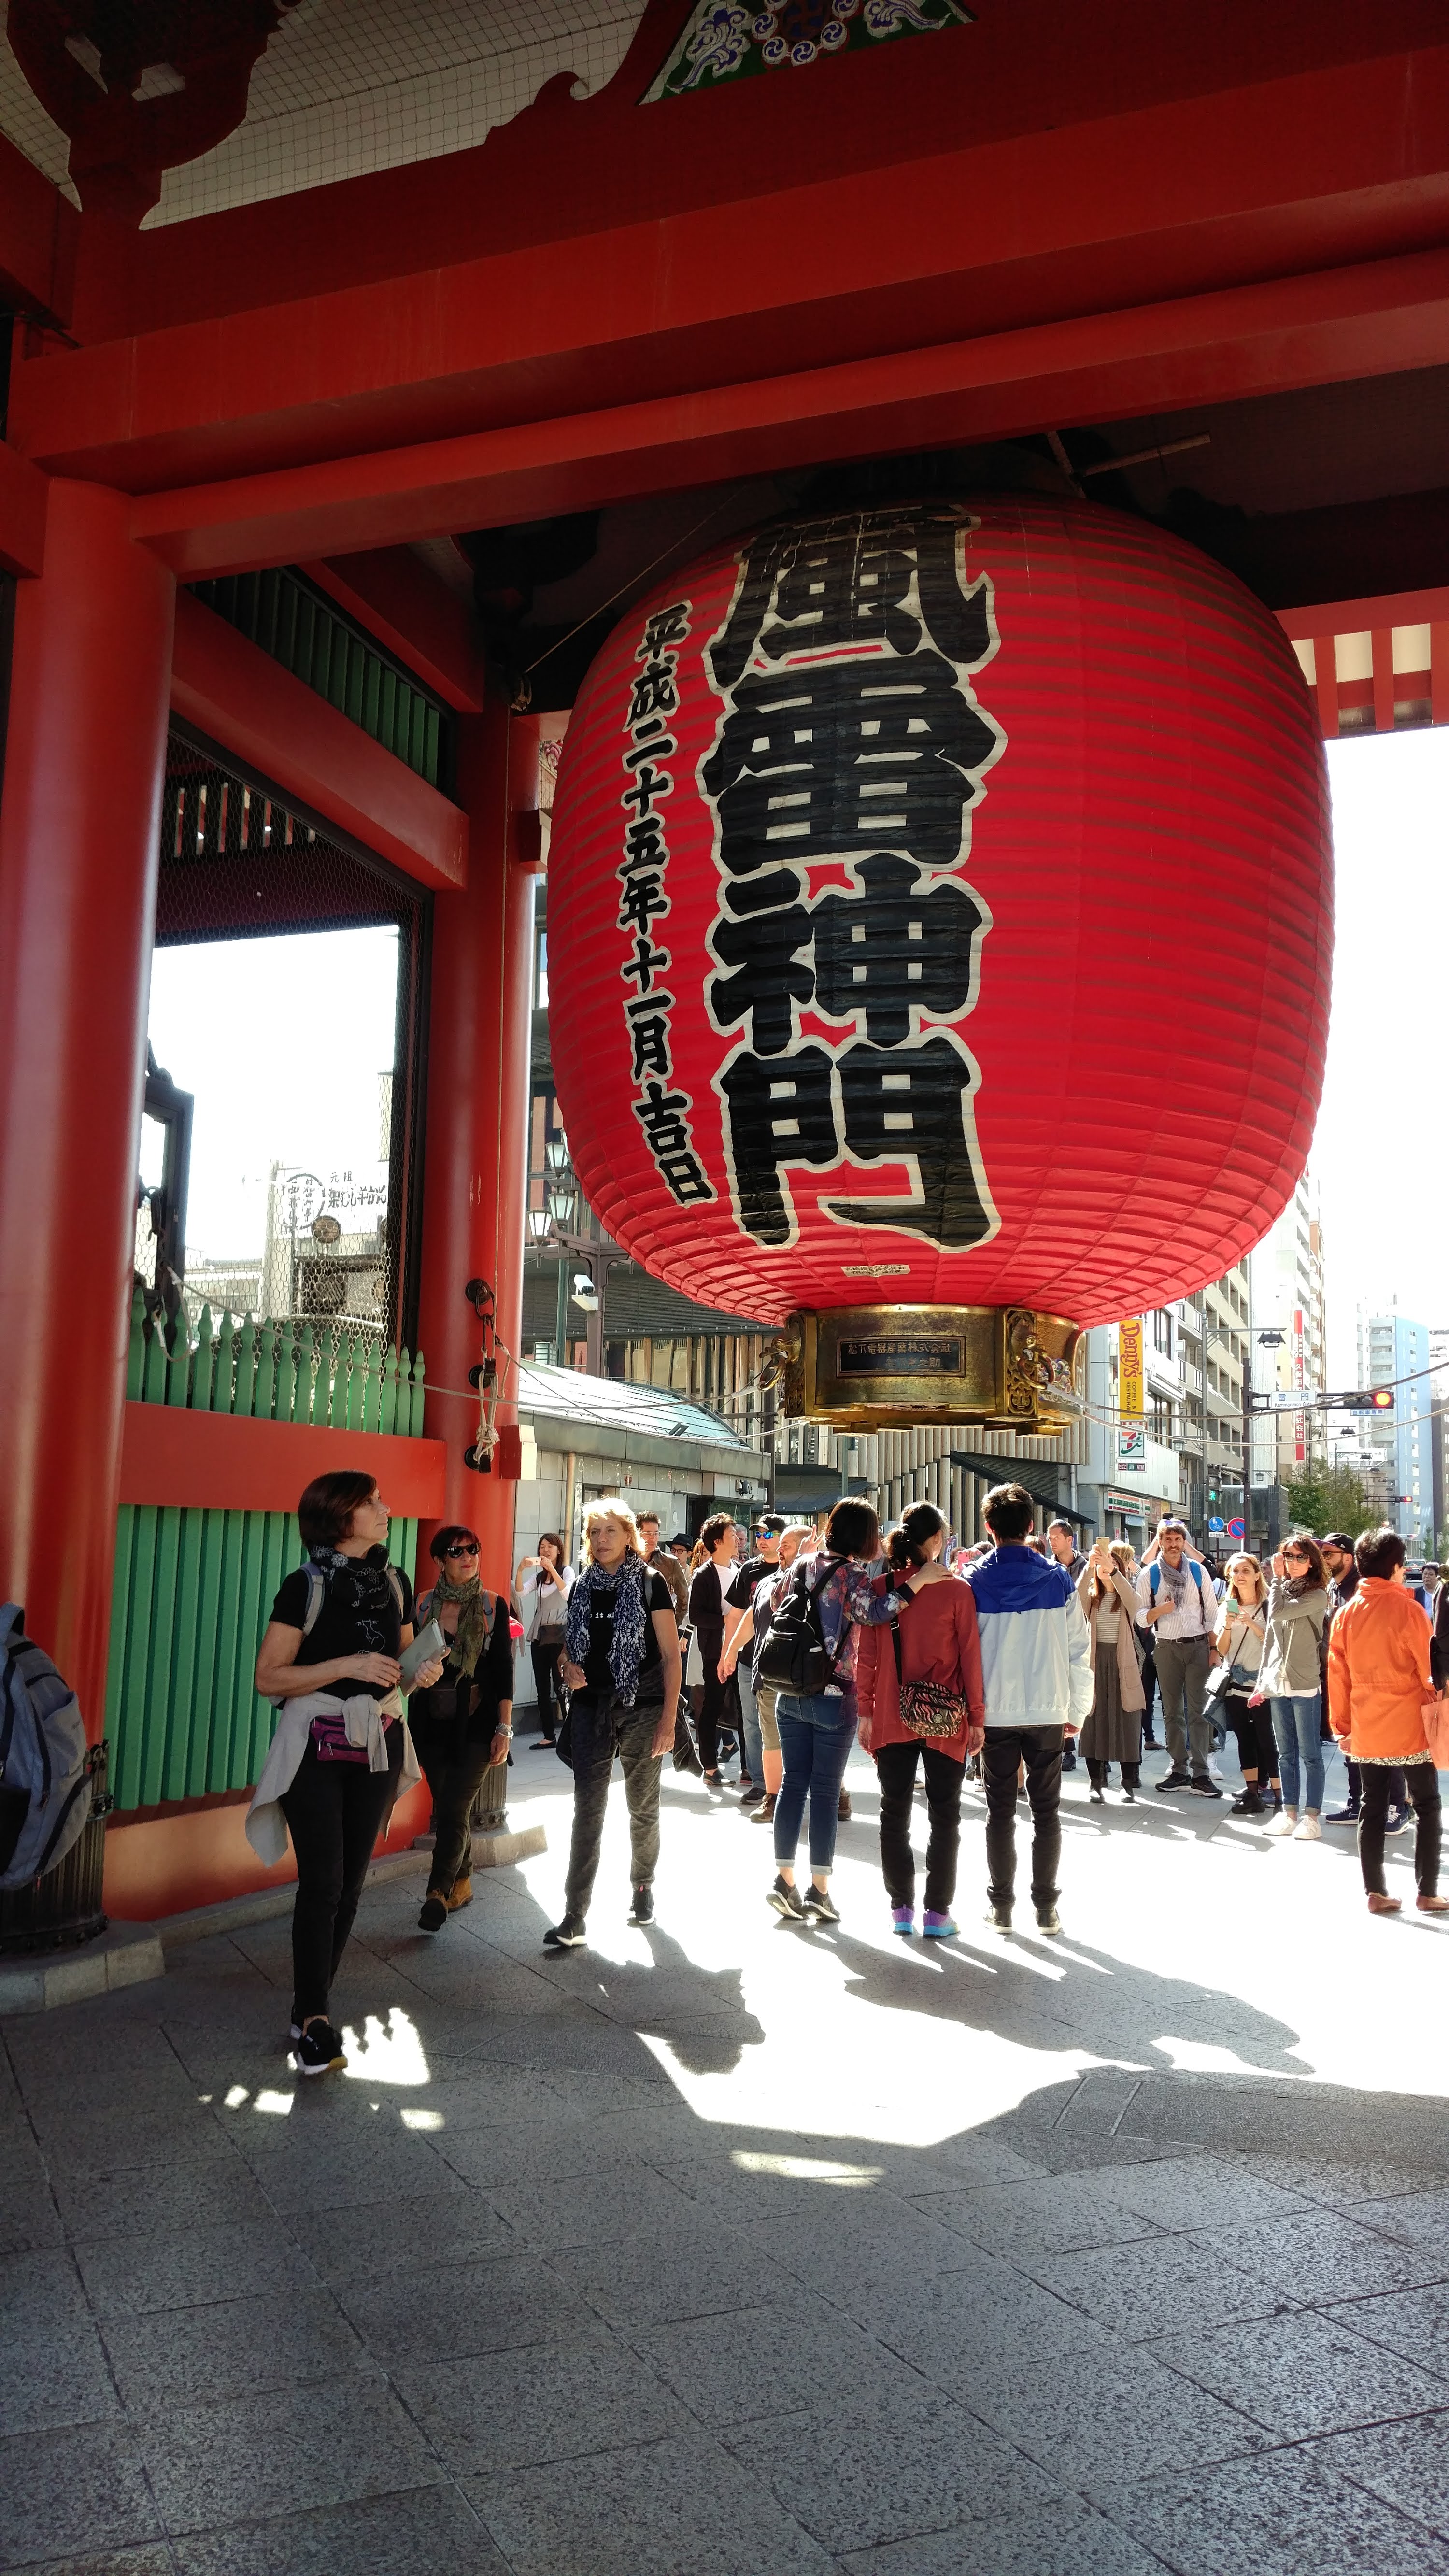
[446, 1876, 473, 1911]
[750, 1793, 777, 1824]
[837, 1788, 852, 1822]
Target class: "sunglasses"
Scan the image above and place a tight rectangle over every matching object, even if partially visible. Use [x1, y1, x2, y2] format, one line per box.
[444, 1542, 480, 1559]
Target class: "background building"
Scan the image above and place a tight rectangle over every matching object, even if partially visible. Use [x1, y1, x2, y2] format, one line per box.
[1359, 1306, 1434, 1555]
[1248, 1176, 1328, 1546]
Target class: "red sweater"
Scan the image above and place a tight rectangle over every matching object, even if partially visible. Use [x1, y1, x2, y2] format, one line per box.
[856, 1579, 985, 1759]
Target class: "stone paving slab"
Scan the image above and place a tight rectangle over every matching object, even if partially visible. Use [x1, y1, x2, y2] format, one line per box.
[5, 1741, 1449, 2571]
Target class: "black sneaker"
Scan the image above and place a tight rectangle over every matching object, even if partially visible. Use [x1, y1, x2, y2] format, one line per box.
[1189, 1776, 1223, 1798]
[1155, 1769, 1191, 1793]
[1326, 1802, 1360, 1824]
[985, 1899, 1014, 1932]
[543, 1913, 588, 1949]
[767, 1875, 806, 1921]
[804, 1883, 840, 1924]
[1034, 1905, 1063, 1937]
[1384, 1805, 1409, 1837]
[293, 2021, 346, 2076]
[418, 1893, 448, 1931]
[629, 1885, 654, 1925]
[1231, 1790, 1267, 1815]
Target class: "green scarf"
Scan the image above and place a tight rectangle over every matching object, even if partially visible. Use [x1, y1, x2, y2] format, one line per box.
[429, 1572, 493, 1680]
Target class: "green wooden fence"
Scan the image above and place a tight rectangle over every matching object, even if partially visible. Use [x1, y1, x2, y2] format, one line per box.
[107, 1294, 428, 1813]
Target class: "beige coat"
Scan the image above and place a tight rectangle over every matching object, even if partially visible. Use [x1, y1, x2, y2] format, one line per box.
[1076, 1568, 1147, 1714]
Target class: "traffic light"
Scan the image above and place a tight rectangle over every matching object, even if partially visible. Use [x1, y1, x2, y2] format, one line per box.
[1332, 1389, 1395, 1412]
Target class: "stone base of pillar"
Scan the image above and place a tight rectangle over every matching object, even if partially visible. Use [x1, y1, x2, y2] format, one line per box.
[0, 1919, 164, 2016]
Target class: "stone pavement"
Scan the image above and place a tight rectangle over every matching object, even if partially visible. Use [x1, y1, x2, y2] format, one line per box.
[6, 1733, 1449, 2575]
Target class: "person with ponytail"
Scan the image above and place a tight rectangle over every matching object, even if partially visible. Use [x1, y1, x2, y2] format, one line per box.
[855, 1502, 985, 1938]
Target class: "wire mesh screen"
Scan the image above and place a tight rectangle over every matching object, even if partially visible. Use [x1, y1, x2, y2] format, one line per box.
[150, 726, 430, 1350]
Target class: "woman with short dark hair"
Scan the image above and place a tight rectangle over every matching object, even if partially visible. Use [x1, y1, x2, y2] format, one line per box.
[411, 1525, 515, 1931]
[251, 1473, 443, 2075]
[1329, 1525, 1448, 1916]
[764, 1497, 916, 1925]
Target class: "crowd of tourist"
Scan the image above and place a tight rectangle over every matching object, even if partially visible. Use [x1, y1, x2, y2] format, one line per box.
[248, 1468, 1449, 2076]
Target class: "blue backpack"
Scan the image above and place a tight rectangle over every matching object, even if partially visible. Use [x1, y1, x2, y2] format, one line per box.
[0, 1605, 92, 1890]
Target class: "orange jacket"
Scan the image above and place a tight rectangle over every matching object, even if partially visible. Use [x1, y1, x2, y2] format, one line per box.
[1326, 1579, 1432, 1762]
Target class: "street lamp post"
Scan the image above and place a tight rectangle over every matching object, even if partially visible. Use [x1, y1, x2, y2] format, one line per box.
[530, 1134, 628, 1376]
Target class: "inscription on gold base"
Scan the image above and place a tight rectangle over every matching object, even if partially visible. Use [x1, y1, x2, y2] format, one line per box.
[782, 1305, 1085, 1432]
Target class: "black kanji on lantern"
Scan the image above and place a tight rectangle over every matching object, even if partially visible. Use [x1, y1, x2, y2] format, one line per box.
[717, 1046, 839, 1246]
[702, 652, 998, 881]
[812, 854, 988, 1045]
[709, 510, 996, 691]
[710, 903, 815, 1056]
[826, 1036, 994, 1247]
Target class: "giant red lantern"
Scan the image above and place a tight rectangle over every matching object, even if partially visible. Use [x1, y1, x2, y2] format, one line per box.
[547, 497, 1331, 1428]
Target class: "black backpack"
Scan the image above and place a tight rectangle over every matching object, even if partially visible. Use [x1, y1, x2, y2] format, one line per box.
[757, 1558, 845, 1695]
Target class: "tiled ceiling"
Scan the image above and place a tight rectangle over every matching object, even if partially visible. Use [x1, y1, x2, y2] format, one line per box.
[0, 0, 653, 225]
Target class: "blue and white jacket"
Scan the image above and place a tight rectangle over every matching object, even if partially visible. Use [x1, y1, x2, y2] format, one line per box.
[961, 1546, 1094, 1731]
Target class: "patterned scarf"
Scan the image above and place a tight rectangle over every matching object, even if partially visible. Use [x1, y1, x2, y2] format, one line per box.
[1157, 1553, 1192, 1610]
[565, 1552, 650, 1706]
[428, 1571, 494, 1679]
[310, 1544, 397, 1652]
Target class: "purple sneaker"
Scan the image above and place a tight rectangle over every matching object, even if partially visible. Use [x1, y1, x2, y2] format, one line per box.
[923, 1910, 958, 1937]
[891, 1905, 916, 1936]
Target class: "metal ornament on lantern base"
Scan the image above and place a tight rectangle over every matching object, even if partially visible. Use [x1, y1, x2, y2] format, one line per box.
[782, 1305, 1086, 1433]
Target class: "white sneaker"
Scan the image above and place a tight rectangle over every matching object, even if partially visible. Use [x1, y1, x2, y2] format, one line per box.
[1265, 1809, 1298, 1837]
[1293, 1812, 1322, 1840]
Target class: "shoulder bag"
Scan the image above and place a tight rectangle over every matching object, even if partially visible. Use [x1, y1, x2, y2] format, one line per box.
[890, 1618, 968, 1739]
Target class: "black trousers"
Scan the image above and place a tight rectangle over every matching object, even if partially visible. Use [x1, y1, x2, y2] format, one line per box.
[530, 1637, 568, 1739]
[696, 1636, 726, 1770]
[1359, 1763, 1441, 1897]
[875, 1741, 964, 1912]
[983, 1727, 1065, 1909]
[280, 1728, 402, 2021]
[1344, 1755, 1405, 1812]
[1225, 1691, 1279, 1781]
[412, 1719, 499, 1896]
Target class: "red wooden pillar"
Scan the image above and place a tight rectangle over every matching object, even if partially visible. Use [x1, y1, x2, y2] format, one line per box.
[0, 482, 176, 1737]
[414, 697, 536, 1597]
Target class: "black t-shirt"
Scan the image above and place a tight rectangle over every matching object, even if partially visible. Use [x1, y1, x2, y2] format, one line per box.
[271, 1556, 415, 1701]
[725, 1552, 781, 1615]
[583, 1570, 673, 1696]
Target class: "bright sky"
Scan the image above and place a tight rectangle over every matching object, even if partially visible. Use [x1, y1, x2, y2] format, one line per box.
[1319, 728, 1449, 1382]
[145, 927, 399, 1262]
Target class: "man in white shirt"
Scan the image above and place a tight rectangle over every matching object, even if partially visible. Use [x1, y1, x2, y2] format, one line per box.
[1136, 1519, 1221, 1797]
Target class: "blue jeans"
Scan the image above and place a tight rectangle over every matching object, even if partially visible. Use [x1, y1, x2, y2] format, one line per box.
[774, 1692, 857, 1872]
[1271, 1695, 1325, 1812]
[736, 1664, 764, 1787]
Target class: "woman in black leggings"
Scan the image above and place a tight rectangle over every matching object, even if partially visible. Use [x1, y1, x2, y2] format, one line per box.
[252, 1472, 443, 2077]
[1212, 1555, 1279, 1817]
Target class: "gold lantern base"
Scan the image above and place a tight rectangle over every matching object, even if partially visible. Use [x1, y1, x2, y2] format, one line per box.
[781, 1304, 1086, 1434]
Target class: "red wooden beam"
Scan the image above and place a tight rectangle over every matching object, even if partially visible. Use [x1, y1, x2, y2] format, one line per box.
[0, 437, 48, 577]
[119, 1400, 447, 1516]
[1278, 586, 1449, 635]
[300, 547, 485, 712]
[170, 587, 467, 889]
[128, 245, 1449, 579]
[15, 46, 1449, 495]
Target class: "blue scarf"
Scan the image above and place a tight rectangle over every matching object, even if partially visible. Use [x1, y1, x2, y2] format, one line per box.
[565, 1553, 650, 1706]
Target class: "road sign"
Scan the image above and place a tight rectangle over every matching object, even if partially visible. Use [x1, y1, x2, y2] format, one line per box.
[1227, 1517, 1246, 1541]
[1253, 1388, 1322, 1413]
[1208, 1516, 1226, 1533]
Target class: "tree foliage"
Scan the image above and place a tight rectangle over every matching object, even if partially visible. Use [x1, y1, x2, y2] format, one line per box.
[1281, 1462, 1381, 1540]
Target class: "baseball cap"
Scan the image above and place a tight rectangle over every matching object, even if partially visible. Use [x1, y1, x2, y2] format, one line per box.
[1321, 1532, 1353, 1551]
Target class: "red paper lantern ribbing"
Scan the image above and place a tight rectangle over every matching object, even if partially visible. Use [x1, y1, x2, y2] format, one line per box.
[547, 497, 1331, 1423]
